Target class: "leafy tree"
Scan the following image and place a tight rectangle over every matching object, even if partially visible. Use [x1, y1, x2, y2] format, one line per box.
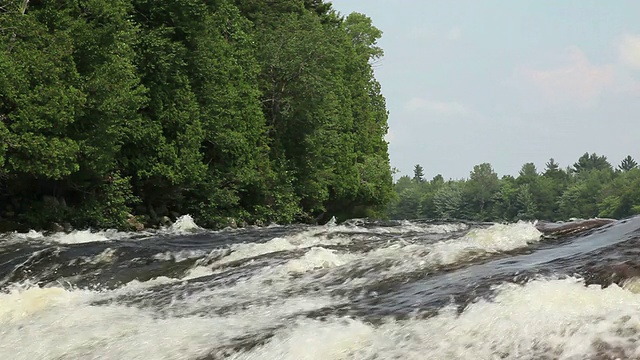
[0, 0, 141, 228]
[465, 163, 500, 219]
[493, 175, 519, 221]
[343, 12, 383, 61]
[0, 0, 395, 230]
[559, 169, 613, 219]
[515, 184, 537, 220]
[387, 153, 638, 223]
[598, 168, 640, 218]
[431, 174, 444, 186]
[433, 182, 464, 220]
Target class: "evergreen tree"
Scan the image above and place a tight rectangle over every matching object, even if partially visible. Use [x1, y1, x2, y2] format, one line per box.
[572, 152, 613, 174]
[618, 155, 638, 172]
[413, 164, 425, 183]
[0, 0, 394, 231]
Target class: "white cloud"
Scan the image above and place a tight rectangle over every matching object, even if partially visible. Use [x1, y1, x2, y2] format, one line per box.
[517, 46, 613, 106]
[404, 98, 471, 116]
[616, 33, 640, 69]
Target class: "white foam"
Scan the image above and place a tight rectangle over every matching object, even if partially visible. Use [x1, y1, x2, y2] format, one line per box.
[0, 230, 45, 246]
[621, 276, 640, 294]
[111, 266, 215, 294]
[163, 247, 356, 317]
[0, 215, 203, 246]
[325, 219, 468, 236]
[231, 277, 640, 360]
[423, 221, 542, 266]
[182, 265, 215, 280]
[210, 229, 352, 266]
[0, 283, 333, 360]
[114, 276, 181, 295]
[284, 247, 359, 274]
[395, 220, 469, 234]
[116, 244, 357, 299]
[8, 229, 45, 240]
[152, 249, 208, 262]
[166, 214, 202, 234]
[0, 283, 96, 325]
[329, 221, 543, 287]
[85, 247, 117, 265]
[41, 228, 138, 244]
[0, 220, 568, 360]
[192, 222, 543, 295]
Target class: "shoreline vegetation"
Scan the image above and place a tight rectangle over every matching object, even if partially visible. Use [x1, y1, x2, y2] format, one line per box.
[388, 153, 640, 224]
[2, 2, 638, 235]
[0, 0, 394, 232]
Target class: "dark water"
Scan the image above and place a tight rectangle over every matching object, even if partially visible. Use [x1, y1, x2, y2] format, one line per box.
[2, 215, 640, 359]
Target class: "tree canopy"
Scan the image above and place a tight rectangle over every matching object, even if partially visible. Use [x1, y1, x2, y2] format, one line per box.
[388, 154, 640, 222]
[0, 0, 393, 231]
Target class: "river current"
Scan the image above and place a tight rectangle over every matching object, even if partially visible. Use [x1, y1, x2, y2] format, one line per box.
[2, 215, 640, 359]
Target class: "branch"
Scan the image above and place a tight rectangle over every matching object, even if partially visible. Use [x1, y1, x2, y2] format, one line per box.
[20, 0, 29, 15]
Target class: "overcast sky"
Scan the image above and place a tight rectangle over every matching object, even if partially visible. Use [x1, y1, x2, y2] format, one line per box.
[328, 0, 640, 180]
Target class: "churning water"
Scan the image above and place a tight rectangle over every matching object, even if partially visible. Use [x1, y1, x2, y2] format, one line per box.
[2, 215, 640, 359]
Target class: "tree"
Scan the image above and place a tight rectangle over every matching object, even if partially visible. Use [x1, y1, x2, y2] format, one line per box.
[0, 0, 395, 231]
[465, 163, 500, 218]
[431, 174, 444, 186]
[545, 158, 560, 173]
[518, 163, 538, 180]
[572, 152, 613, 174]
[387, 151, 639, 222]
[493, 176, 518, 221]
[559, 169, 613, 219]
[433, 182, 464, 220]
[618, 155, 638, 172]
[342, 12, 383, 62]
[0, 0, 142, 228]
[413, 164, 425, 183]
[515, 184, 537, 220]
[543, 158, 568, 181]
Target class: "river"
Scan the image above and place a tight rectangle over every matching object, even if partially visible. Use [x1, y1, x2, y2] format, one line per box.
[2, 215, 640, 359]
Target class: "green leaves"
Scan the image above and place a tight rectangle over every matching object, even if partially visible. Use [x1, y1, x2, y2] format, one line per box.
[343, 12, 384, 61]
[618, 155, 638, 172]
[0, 0, 394, 230]
[388, 154, 640, 222]
[7, 134, 80, 179]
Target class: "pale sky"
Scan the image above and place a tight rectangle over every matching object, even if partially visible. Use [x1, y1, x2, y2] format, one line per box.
[328, 0, 640, 180]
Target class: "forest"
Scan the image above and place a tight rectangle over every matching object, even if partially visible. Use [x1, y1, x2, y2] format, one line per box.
[0, 0, 393, 231]
[388, 153, 640, 223]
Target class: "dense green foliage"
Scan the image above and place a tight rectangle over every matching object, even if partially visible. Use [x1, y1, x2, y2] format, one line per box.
[389, 153, 640, 222]
[0, 0, 393, 230]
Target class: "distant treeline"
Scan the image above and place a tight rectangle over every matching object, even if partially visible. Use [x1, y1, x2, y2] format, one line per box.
[388, 153, 640, 222]
[0, 0, 393, 231]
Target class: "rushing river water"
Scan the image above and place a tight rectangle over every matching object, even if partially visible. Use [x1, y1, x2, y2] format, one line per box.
[2, 215, 640, 359]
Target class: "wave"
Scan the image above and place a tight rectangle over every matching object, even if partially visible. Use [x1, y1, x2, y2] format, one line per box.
[229, 276, 640, 360]
[0, 215, 204, 246]
[1, 217, 628, 359]
[0, 282, 332, 360]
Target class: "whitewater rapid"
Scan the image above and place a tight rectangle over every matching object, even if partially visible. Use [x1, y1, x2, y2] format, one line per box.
[1, 216, 639, 359]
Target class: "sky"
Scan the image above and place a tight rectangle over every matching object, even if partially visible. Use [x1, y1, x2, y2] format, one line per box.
[328, 0, 640, 180]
